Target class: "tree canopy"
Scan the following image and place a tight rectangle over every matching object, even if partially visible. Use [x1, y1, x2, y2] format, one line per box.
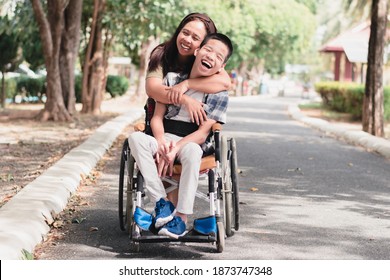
[182, 0, 316, 74]
[0, 18, 19, 108]
[2, 0, 317, 118]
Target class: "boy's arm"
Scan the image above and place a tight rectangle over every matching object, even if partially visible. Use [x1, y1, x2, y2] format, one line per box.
[150, 102, 167, 144]
[165, 119, 216, 161]
[163, 92, 228, 176]
[178, 119, 216, 148]
[151, 102, 175, 175]
[162, 118, 216, 177]
[169, 70, 230, 124]
[176, 91, 228, 149]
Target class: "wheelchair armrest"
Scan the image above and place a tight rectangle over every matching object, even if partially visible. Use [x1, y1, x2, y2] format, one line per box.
[212, 123, 222, 132]
[134, 123, 146, 132]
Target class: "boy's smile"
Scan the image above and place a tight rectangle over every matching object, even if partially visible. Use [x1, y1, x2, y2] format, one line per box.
[191, 39, 228, 78]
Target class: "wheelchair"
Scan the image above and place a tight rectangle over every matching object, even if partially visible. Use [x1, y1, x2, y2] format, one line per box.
[118, 114, 239, 253]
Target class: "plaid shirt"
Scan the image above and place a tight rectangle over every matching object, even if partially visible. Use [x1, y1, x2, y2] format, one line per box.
[203, 91, 228, 124]
[164, 72, 229, 124]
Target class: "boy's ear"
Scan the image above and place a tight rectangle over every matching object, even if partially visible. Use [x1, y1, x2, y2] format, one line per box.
[217, 63, 226, 73]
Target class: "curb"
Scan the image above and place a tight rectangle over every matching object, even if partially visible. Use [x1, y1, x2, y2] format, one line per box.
[288, 103, 390, 159]
[0, 108, 143, 260]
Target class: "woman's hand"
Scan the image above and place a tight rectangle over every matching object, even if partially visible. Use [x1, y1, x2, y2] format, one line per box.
[168, 80, 189, 104]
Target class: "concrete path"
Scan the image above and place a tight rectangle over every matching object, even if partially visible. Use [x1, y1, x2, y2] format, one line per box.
[1, 92, 390, 260]
[0, 96, 143, 260]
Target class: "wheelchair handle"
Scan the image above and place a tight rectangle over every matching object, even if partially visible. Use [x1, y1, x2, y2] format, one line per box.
[214, 130, 221, 162]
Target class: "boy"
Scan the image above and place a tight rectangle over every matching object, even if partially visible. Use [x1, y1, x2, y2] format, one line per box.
[128, 33, 233, 238]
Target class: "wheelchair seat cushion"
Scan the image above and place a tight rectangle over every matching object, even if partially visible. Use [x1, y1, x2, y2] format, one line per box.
[172, 155, 216, 175]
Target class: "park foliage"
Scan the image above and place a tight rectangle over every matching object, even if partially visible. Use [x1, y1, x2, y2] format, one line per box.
[315, 81, 390, 121]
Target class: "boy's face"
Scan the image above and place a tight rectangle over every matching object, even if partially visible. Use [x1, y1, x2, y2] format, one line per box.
[192, 39, 229, 78]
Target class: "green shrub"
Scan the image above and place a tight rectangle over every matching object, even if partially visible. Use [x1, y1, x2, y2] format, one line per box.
[16, 76, 45, 102]
[73, 74, 129, 103]
[315, 81, 390, 121]
[106, 75, 129, 97]
[3, 74, 129, 104]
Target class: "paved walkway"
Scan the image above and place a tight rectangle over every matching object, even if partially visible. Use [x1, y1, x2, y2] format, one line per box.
[0, 94, 144, 259]
[1, 92, 389, 259]
[288, 103, 390, 159]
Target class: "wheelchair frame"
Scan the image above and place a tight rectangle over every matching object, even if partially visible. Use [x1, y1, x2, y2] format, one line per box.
[118, 125, 239, 253]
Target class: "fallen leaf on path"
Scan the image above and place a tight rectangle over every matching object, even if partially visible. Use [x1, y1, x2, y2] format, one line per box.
[72, 217, 86, 224]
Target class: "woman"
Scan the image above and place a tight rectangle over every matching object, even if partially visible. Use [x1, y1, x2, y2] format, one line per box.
[146, 13, 231, 125]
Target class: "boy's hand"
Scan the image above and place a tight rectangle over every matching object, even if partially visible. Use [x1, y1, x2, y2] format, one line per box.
[181, 96, 207, 125]
[155, 139, 168, 165]
[157, 141, 178, 177]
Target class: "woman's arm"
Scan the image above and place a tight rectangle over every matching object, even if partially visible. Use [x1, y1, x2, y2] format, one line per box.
[186, 69, 231, 93]
[169, 69, 231, 100]
[146, 74, 208, 125]
[145, 77, 171, 104]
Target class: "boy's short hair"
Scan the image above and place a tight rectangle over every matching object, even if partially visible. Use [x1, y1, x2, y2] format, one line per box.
[200, 33, 233, 63]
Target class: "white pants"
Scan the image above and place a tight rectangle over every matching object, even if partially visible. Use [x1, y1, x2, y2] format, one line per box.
[128, 131, 203, 215]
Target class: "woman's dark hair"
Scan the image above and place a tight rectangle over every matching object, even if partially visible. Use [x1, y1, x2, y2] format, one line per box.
[148, 13, 217, 77]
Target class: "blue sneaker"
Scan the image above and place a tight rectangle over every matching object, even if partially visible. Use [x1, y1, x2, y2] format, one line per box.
[158, 216, 186, 239]
[154, 198, 176, 228]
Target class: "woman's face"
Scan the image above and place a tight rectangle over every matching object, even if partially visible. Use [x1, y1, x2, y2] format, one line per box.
[176, 20, 208, 58]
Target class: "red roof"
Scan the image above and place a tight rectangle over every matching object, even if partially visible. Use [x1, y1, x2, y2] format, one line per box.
[320, 22, 370, 53]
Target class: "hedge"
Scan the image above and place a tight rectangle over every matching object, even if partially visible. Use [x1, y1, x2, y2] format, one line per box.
[106, 75, 129, 98]
[6, 74, 129, 104]
[16, 76, 46, 102]
[314, 81, 390, 121]
[75, 74, 129, 102]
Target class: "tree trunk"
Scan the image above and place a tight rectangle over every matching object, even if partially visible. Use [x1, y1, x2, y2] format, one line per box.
[1, 72, 5, 108]
[101, 28, 114, 99]
[31, 0, 71, 121]
[362, 0, 388, 136]
[135, 36, 159, 100]
[81, 0, 106, 114]
[60, 0, 83, 115]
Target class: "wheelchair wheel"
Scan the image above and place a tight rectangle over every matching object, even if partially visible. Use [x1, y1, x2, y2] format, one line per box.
[216, 221, 225, 253]
[128, 171, 144, 252]
[230, 138, 240, 231]
[221, 136, 233, 237]
[119, 139, 136, 232]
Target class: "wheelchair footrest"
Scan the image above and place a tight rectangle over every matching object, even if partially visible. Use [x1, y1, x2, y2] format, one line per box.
[133, 228, 217, 243]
